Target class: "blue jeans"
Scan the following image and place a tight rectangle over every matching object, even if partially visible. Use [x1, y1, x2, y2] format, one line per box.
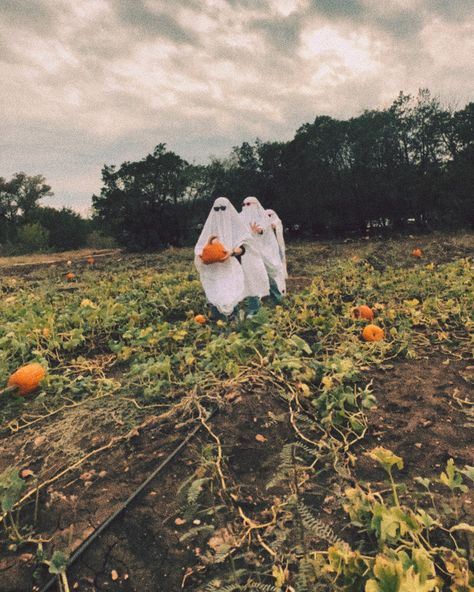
[244, 296, 260, 316]
[269, 279, 283, 303]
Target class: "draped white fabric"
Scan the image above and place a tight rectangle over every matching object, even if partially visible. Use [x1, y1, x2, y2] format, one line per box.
[241, 238, 270, 298]
[195, 197, 249, 256]
[266, 209, 288, 279]
[240, 197, 286, 294]
[194, 197, 248, 315]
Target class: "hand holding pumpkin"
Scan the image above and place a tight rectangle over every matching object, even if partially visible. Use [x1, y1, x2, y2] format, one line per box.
[200, 237, 228, 264]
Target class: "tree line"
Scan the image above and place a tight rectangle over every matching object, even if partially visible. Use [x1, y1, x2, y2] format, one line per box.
[2, 89, 472, 253]
[93, 90, 473, 249]
[0, 173, 110, 253]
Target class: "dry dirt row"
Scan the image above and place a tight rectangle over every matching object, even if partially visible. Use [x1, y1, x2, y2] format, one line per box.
[0, 352, 472, 591]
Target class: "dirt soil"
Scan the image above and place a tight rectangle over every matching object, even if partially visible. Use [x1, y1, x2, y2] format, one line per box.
[63, 386, 294, 592]
[0, 250, 120, 271]
[351, 353, 474, 546]
[4, 353, 471, 591]
[0, 420, 186, 591]
[354, 354, 473, 480]
[0, 387, 294, 592]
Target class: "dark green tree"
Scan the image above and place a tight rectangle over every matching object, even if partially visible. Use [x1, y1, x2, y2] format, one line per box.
[0, 173, 52, 243]
[442, 102, 474, 227]
[33, 207, 89, 250]
[89, 92, 473, 246]
[92, 144, 190, 249]
[8, 173, 53, 223]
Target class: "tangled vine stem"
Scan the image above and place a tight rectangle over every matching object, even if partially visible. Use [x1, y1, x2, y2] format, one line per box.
[0, 409, 165, 528]
[3, 393, 112, 434]
[287, 389, 329, 448]
[196, 400, 227, 493]
[57, 571, 71, 592]
[238, 505, 278, 549]
[0, 437, 119, 528]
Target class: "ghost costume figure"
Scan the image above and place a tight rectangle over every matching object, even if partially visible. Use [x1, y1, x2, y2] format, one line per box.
[266, 209, 288, 279]
[195, 197, 248, 317]
[239, 230, 270, 316]
[240, 197, 286, 300]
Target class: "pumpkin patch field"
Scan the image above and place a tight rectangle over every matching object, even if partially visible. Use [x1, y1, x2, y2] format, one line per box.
[0, 233, 473, 592]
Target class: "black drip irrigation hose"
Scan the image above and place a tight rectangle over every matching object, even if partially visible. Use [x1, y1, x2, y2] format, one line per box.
[39, 412, 214, 592]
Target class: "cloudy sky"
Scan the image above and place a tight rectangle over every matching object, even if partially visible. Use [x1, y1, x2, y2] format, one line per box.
[1, 0, 472, 214]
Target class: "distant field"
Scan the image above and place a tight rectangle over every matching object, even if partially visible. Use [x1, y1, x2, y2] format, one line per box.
[0, 248, 119, 269]
[0, 231, 472, 591]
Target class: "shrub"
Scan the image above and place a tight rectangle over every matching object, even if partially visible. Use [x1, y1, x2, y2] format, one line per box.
[33, 207, 88, 251]
[86, 230, 117, 249]
[16, 223, 49, 252]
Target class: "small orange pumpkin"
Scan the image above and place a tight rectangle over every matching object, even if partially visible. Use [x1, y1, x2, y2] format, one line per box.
[66, 272, 76, 281]
[7, 363, 46, 396]
[362, 324, 385, 342]
[86, 256, 95, 265]
[194, 314, 207, 325]
[411, 248, 422, 258]
[353, 305, 374, 321]
[201, 237, 227, 264]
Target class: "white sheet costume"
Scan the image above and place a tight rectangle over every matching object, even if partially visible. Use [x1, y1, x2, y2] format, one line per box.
[195, 197, 248, 316]
[240, 197, 286, 295]
[266, 209, 288, 279]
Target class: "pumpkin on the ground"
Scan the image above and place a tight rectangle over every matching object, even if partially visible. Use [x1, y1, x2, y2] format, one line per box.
[194, 315, 207, 324]
[66, 272, 75, 281]
[411, 248, 422, 258]
[7, 363, 46, 396]
[200, 237, 227, 264]
[353, 305, 374, 321]
[362, 325, 385, 342]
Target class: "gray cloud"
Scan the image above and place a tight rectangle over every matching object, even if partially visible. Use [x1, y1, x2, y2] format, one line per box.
[308, 0, 427, 40]
[251, 14, 304, 52]
[429, 0, 474, 21]
[308, 0, 365, 19]
[1, 0, 54, 30]
[113, 0, 199, 44]
[0, 0, 472, 212]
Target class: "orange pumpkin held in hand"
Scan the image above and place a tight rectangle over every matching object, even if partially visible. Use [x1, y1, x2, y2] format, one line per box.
[200, 237, 228, 264]
[352, 305, 374, 321]
[194, 315, 207, 325]
[411, 248, 422, 258]
[7, 363, 46, 396]
[362, 325, 385, 342]
[66, 272, 76, 281]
